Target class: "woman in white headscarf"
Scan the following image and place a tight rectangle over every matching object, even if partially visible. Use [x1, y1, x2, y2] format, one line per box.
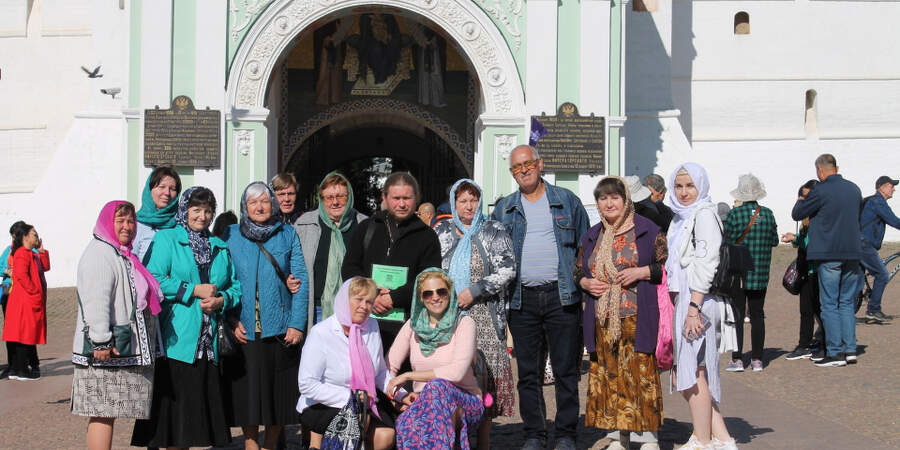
[665, 163, 737, 450]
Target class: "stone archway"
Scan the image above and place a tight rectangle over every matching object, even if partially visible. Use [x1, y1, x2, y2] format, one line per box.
[226, 0, 525, 116]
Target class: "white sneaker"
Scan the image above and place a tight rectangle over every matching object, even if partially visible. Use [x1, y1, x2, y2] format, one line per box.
[606, 441, 627, 450]
[678, 435, 713, 450]
[712, 437, 738, 449]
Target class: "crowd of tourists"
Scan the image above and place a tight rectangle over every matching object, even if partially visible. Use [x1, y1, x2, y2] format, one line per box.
[0, 148, 896, 450]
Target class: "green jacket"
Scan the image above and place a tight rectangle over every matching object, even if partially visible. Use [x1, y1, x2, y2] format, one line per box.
[144, 226, 241, 364]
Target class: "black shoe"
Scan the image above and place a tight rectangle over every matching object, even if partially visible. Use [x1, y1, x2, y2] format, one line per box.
[845, 353, 858, 364]
[785, 347, 813, 360]
[814, 355, 847, 367]
[0, 367, 9, 379]
[16, 369, 40, 380]
[810, 349, 826, 362]
[522, 438, 544, 450]
[866, 311, 892, 322]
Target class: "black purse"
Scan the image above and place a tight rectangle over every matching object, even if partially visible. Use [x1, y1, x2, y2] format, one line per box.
[216, 316, 238, 357]
[694, 208, 757, 298]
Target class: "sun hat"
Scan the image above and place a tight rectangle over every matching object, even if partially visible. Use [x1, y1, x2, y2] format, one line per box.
[625, 175, 651, 203]
[729, 173, 767, 202]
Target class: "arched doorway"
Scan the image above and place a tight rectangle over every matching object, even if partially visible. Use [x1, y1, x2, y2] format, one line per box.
[224, 0, 525, 210]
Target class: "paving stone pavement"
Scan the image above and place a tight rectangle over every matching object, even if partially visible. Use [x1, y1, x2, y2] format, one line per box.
[0, 245, 897, 449]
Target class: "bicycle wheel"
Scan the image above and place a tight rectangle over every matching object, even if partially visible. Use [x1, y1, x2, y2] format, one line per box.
[884, 251, 900, 282]
[856, 274, 871, 314]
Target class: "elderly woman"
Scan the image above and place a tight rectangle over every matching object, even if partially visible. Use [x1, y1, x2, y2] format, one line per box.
[665, 163, 737, 450]
[576, 176, 667, 450]
[71, 201, 162, 450]
[295, 172, 367, 328]
[133, 166, 182, 260]
[388, 268, 484, 450]
[2, 222, 50, 381]
[298, 277, 403, 450]
[433, 179, 515, 447]
[222, 181, 309, 449]
[131, 187, 242, 448]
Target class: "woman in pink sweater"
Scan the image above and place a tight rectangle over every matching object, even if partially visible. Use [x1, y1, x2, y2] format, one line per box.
[387, 268, 484, 449]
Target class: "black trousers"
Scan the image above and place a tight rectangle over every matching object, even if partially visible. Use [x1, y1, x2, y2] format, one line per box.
[7, 342, 38, 374]
[731, 288, 767, 361]
[798, 274, 825, 349]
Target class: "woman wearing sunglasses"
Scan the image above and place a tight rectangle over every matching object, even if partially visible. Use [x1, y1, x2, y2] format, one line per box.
[387, 268, 484, 449]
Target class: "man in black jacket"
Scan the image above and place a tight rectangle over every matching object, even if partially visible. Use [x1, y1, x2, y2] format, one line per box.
[628, 175, 672, 232]
[342, 172, 442, 349]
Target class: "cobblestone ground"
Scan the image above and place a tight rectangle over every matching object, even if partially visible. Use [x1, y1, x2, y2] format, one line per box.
[0, 245, 897, 449]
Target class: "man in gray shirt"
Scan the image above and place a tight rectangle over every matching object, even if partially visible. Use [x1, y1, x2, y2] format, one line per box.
[492, 145, 589, 450]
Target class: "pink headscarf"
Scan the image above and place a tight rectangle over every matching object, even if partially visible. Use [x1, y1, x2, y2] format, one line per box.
[94, 201, 162, 315]
[334, 278, 379, 418]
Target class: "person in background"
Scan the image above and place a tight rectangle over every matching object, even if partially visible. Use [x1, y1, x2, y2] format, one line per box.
[791, 154, 862, 367]
[212, 211, 238, 238]
[134, 166, 182, 261]
[857, 175, 900, 323]
[665, 163, 737, 450]
[782, 180, 825, 360]
[295, 172, 368, 329]
[416, 202, 436, 227]
[131, 187, 242, 448]
[272, 172, 301, 224]
[716, 203, 731, 222]
[491, 145, 589, 450]
[723, 174, 779, 373]
[223, 182, 308, 450]
[71, 201, 162, 450]
[0, 222, 23, 379]
[434, 179, 516, 448]
[2, 222, 50, 381]
[644, 174, 674, 227]
[628, 175, 670, 232]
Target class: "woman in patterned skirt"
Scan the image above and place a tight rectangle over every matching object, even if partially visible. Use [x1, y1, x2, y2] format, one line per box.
[576, 176, 667, 450]
[71, 201, 162, 450]
[434, 178, 516, 449]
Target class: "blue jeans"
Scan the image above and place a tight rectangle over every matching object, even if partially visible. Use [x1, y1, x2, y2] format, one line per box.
[508, 282, 581, 442]
[858, 242, 889, 314]
[816, 260, 860, 356]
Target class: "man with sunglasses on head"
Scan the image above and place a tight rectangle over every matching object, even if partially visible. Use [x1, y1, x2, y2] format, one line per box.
[491, 145, 589, 450]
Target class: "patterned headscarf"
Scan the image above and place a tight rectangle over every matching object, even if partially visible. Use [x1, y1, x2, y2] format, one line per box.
[447, 179, 485, 296]
[239, 182, 283, 242]
[175, 187, 215, 268]
[136, 171, 180, 229]
[93, 201, 162, 315]
[592, 176, 635, 344]
[410, 268, 460, 356]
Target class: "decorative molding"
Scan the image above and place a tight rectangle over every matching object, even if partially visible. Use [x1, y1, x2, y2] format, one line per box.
[73, 111, 129, 119]
[494, 134, 518, 159]
[235, 129, 255, 156]
[122, 109, 142, 120]
[229, 0, 273, 42]
[227, 0, 525, 117]
[473, 0, 523, 51]
[477, 114, 528, 128]
[226, 108, 271, 122]
[607, 116, 627, 127]
[626, 109, 681, 119]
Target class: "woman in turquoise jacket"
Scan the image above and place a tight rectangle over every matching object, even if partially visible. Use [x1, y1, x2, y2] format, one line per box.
[222, 181, 309, 450]
[131, 186, 241, 449]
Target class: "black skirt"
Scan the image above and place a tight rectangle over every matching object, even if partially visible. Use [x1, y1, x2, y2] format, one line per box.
[222, 334, 302, 427]
[131, 356, 231, 448]
[300, 390, 399, 434]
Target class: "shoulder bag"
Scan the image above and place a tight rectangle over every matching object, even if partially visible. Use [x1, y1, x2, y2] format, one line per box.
[694, 206, 758, 298]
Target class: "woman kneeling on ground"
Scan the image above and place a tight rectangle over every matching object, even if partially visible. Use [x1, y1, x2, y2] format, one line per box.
[388, 268, 484, 450]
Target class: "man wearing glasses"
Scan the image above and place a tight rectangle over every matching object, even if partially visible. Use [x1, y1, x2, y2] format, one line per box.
[491, 145, 589, 450]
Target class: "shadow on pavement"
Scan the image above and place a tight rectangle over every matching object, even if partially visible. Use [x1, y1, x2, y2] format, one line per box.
[36, 357, 73, 378]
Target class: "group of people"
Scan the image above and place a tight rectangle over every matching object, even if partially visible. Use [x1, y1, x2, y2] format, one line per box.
[0, 145, 887, 450]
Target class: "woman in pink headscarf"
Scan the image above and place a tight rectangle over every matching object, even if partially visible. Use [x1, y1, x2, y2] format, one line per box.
[70, 201, 162, 450]
[297, 277, 410, 450]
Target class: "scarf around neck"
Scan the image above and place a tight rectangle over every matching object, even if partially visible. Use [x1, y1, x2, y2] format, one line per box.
[334, 278, 380, 418]
[410, 268, 460, 356]
[136, 172, 180, 229]
[94, 201, 162, 315]
[593, 176, 635, 344]
[175, 187, 214, 268]
[317, 172, 357, 319]
[239, 182, 284, 242]
[448, 179, 485, 296]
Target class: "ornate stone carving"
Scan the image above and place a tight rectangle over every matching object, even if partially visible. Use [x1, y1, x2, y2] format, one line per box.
[495, 134, 517, 159]
[474, 0, 523, 51]
[230, 0, 273, 42]
[229, 0, 524, 116]
[235, 129, 254, 156]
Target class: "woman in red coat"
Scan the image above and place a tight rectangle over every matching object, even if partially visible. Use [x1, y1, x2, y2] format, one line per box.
[2, 223, 50, 380]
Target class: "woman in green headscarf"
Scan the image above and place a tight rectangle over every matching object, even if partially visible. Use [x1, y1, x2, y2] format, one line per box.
[133, 167, 182, 260]
[295, 172, 368, 330]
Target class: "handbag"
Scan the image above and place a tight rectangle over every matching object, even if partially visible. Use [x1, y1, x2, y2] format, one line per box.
[697, 207, 758, 298]
[655, 268, 674, 370]
[782, 259, 805, 295]
[216, 316, 238, 357]
[322, 390, 368, 450]
[76, 292, 135, 357]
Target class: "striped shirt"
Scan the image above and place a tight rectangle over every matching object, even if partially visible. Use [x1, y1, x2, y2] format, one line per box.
[520, 192, 559, 286]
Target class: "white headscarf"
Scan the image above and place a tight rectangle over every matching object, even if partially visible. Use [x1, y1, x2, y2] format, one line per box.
[664, 162, 717, 294]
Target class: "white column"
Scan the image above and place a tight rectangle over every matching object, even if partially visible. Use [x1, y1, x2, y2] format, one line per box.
[193, 0, 227, 203]
[525, 0, 558, 115]
[138, 0, 172, 185]
[580, 0, 610, 117]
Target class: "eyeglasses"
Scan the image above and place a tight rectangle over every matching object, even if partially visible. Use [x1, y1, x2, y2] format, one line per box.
[510, 159, 538, 176]
[322, 193, 348, 202]
[421, 288, 449, 300]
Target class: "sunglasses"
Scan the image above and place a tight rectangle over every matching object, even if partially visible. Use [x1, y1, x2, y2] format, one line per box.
[510, 159, 538, 176]
[421, 288, 449, 300]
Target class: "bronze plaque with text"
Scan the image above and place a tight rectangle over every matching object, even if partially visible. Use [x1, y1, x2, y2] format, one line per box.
[533, 103, 605, 173]
[144, 96, 221, 168]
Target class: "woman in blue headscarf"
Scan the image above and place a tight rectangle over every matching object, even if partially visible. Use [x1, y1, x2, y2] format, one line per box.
[133, 166, 182, 261]
[433, 179, 516, 448]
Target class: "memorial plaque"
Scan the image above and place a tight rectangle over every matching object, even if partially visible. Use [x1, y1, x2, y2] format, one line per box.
[532, 103, 605, 173]
[144, 95, 221, 168]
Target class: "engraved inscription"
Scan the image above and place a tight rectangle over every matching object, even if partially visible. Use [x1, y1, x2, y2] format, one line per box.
[144, 96, 221, 168]
[533, 102, 604, 173]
